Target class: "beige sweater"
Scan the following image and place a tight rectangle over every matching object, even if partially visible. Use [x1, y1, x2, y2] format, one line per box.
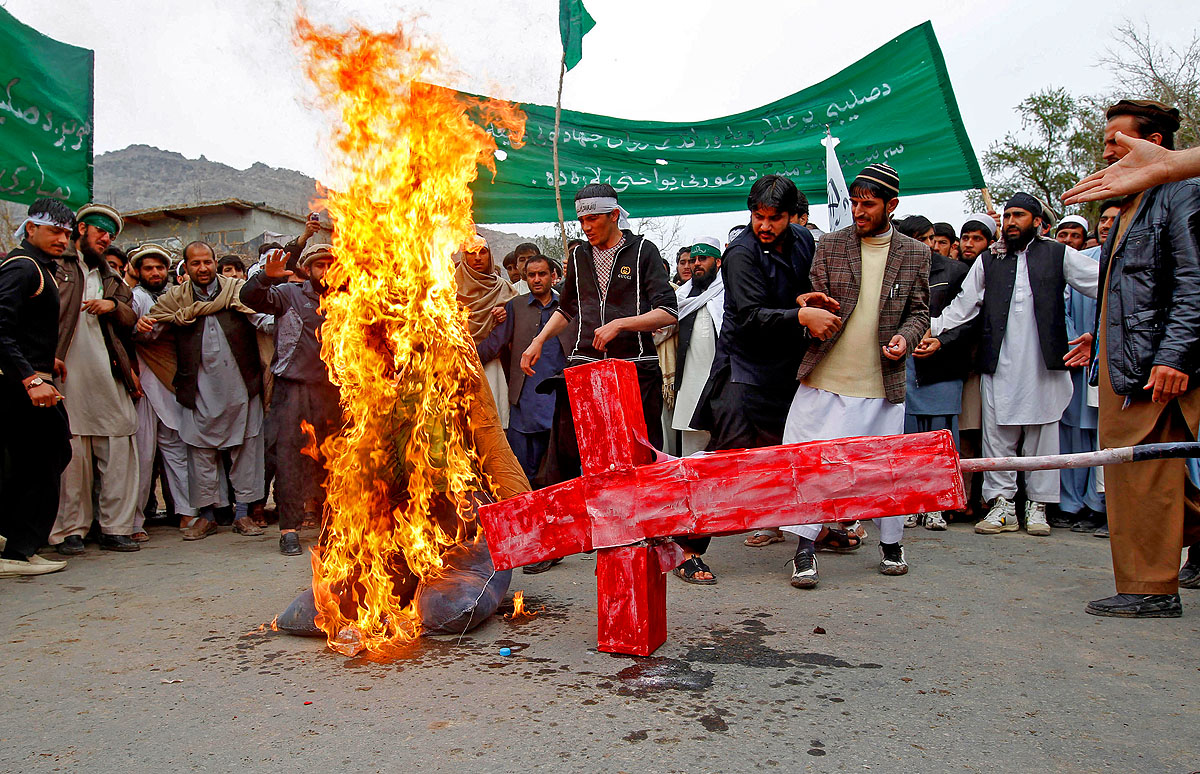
[803, 232, 891, 399]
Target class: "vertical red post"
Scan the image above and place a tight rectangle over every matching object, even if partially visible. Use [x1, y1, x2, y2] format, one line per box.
[595, 544, 667, 656]
[569, 361, 671, 656]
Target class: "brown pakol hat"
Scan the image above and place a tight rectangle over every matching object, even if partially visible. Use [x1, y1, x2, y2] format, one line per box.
[1105, 99, 1181, 132]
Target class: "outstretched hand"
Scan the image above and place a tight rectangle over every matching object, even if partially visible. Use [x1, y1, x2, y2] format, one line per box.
[263, 249, 292, 280]
[1062, 132, 1170, 204]
[1063, 333, 1093, 368]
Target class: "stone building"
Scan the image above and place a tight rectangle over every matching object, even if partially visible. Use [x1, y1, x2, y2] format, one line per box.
[120, 198, 329, 257]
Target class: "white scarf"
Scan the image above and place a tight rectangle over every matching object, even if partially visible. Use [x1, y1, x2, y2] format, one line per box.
[675, 268, 725, 336]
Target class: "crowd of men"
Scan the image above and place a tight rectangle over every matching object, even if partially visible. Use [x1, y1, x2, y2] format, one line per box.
[2, 97, 1198, 620]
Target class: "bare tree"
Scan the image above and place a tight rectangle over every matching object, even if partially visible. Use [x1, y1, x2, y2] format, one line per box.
[1101, 21, 1199, 149]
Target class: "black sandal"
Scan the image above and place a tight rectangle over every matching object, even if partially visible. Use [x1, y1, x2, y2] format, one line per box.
[815, 526, 862, 553]
[673, 556, 718, 585]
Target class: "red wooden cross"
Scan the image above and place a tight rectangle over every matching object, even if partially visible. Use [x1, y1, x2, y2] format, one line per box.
[478, 359, 965, 656]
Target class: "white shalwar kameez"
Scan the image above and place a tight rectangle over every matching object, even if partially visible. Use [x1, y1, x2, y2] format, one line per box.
[931, 244, 1098, 503]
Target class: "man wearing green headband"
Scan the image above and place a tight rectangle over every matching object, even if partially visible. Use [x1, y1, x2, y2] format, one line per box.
[48, 203, 143, 555]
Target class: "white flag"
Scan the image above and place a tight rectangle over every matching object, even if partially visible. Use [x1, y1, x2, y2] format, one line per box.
[822, 131, 852, 232]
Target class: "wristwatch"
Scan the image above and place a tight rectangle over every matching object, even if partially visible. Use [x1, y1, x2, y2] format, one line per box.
[26, 376, 44, 389]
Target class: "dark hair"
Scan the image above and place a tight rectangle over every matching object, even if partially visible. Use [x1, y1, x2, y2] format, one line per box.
[960, 222, 993, 240]
[502, 251, 517, 269]
[27, 198, 75, 233]
[183, 241, 216, 262]
[747, 175, 799, 215]
[103, 245, 128, 267]
[795, 190, 810, 219]
[217, 254, 245, 271]
[1098, 199, 1123, 213]
[932, 222, 956, 241]
[258, 241, 283, 256]
[849, 178, 893, 202]
[677, 246, 691, 259]
[574, 183, 618, 202]
[514, 242, 539, 257]
[1108, 107, 1177, 150]
[567, 238, 586, 251]
[524, 254, 553, 274]
[894, 215, 934, 239]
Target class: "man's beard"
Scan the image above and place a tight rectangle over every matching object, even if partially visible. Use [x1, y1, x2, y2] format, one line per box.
[140, 277, 168, 296]
[80, 243, 104, 269]
[692, 269, 715, 291]
[1003, 223, 1037, 253]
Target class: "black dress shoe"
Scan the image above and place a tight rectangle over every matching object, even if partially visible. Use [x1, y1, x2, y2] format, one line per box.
[522, 558, 563, 574]
[56, 535, 85, 556]
[1085, 593, 1182, 618]
[99, 534, 141, 552]
[1071, 513, 1104, 533]
[1179, 545, 1200, 589]
[1048, 509, 1075, 529]
[279, 532, 302, 556]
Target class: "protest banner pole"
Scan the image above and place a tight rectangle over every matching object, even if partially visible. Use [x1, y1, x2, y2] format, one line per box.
[553, 52, 569, 258]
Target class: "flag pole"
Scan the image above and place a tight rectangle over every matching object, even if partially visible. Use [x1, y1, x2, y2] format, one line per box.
[553, 52, 569, 259]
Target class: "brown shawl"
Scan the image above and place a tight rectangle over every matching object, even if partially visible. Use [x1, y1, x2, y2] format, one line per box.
[455, 260, 518, 344]
[141, 276, 259, 392]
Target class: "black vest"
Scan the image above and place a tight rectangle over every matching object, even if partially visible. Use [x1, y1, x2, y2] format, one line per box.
[978, 238, 1068, 374]
[173, 308, 264, 410]
[506, 295, 574, 405]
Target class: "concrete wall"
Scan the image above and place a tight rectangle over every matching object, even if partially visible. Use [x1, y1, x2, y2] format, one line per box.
[119, 209, 311, 256]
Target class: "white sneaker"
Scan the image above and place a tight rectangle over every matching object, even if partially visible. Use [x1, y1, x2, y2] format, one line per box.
[1025, 501, 1051, 536]
[923, 511, 947, 530]
[0, 556, 66, 578]
[976, 496, 1019, 534]
[903, 513, 921, 528]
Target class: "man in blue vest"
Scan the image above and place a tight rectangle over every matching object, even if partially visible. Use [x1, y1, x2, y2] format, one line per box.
[928, 193, 1099, 537]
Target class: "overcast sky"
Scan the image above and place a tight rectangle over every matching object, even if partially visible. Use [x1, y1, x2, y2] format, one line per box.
[5, 0, 1195, 246]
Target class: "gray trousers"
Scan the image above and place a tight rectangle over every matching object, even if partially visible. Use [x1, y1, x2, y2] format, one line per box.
[135, 398, 195, 526]
[52, 434, 140, 542]
[187, 432, 265, 510]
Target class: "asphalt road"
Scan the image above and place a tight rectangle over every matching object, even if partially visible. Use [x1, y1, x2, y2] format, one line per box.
[2, 521, 1196, 773]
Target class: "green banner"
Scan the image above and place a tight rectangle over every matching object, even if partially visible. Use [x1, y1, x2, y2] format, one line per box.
[470, 21, 982, 224]
[0, 7, 94, 209]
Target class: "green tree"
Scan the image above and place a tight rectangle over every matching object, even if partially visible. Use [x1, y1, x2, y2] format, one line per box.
[967, 22, 1198, 223]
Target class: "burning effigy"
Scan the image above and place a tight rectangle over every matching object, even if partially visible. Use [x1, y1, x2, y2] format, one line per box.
[276, 17, 528, 657]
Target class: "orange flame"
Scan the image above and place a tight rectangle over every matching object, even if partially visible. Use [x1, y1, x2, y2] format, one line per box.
[505, 590, 540, 620]
[299, 420, 320, 462]
[295, 15, 525, 657]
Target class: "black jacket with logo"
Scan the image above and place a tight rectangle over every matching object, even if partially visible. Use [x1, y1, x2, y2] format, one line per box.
[557, 230, 677, 366]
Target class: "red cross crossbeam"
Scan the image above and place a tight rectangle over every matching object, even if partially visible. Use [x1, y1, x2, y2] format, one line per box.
[478, 359, 965, 656]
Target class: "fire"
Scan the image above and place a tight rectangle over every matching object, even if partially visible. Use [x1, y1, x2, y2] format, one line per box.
[505, 590, 541, 620]
[295, 16, 524, 657]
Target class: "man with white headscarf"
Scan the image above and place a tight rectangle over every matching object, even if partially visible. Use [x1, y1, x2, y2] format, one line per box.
[520, 183, 677, 450]
[671, 237, 724, 458]
[0, 198, 74, 577]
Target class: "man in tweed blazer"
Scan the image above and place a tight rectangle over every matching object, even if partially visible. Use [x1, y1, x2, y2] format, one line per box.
[781, 163, 931, 588]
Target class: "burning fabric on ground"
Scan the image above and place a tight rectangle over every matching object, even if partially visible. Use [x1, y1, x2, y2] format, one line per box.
[279, 16, 527, 657]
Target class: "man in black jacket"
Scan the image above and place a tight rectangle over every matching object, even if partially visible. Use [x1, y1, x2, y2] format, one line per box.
[0, 199, 74, 577]
[689, 175, 840, 549]
[1085, 100, 1200, 618]
[520, 184, 677, 450]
